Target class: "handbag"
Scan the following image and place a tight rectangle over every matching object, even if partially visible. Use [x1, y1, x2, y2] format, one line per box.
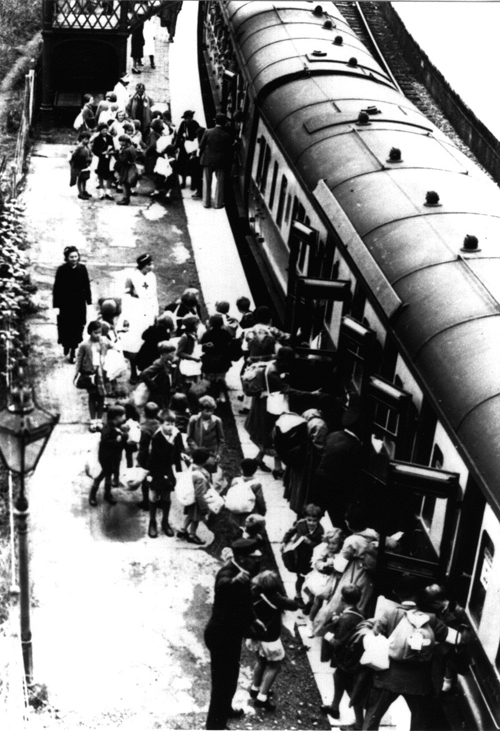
[156, 136, 170, 154]
[154, 156, 172, 177]
[282, 535, 306, 573]
[174, 470, 195, 506]
[225, 478, 257, 514]
[126, 163, 139, 187]
[122, 466, 149, 490]
[189, 378, 210, 397]
[73, 110, 84, 130]
[75, 372, 95, 390]
[204, 486, 225, 514]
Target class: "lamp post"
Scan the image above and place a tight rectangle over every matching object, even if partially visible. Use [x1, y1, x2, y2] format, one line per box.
[0, 385, 59, 685]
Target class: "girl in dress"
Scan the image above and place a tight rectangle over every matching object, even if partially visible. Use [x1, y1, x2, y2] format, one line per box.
[74, 320, 114, 432]
[91, 122, 115, 200]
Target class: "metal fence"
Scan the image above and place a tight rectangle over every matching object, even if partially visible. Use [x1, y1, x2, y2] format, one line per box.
[9, 69, 36, 198]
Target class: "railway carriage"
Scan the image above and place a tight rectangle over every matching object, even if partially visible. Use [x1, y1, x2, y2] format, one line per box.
[202, 2, 500, 727]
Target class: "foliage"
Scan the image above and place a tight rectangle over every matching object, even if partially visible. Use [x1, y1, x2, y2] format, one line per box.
[0, 193, 35, 384]
[0, 0, 42, 86]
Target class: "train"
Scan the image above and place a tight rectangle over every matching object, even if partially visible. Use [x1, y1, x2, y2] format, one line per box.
[200, 1, 500, 728]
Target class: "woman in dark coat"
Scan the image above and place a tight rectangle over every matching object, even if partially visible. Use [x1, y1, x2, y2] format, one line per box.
[175, 110, 200, 189]
[53, 246, 92, 363]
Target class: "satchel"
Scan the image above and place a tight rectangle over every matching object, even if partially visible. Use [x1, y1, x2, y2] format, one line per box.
[103, 348, 127, 381]
[282, 535, 306, 573]
[75, 372, 95, 390]
[73, 110, 84, 130]
[122, 466, 149, 490]
[69, 164, 78, 187]
[184, 139, 198, 155]
[204, 486, 225, 514]
[225, 478, 256, 514]
[265, 364, 288, 415]
[126, 163, 139, 187]
[240, 361, 267, 396]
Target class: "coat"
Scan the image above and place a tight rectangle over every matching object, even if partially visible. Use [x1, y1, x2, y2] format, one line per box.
[126, 93, 154, 130]
[75, 336, 112, 376]
[282, 518, 324, 575]
[98, 423, 128, 472]
[53, 262, 92, 348]
[148, 429, 183, 484]
[186, 414, 225, 457]
[199, 126, 233, 169]
[137, 418, 161, 469]
[206, 560, 255, 636]
[186, 465, 211, 522]
[140, 357, 173, 409]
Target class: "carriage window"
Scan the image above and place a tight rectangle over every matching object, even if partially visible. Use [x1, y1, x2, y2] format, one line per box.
[277, 175, 288, 227]
[422, 445, 443, 527]
[285, 194, 292, 224]
[260, 144, 271, 194]
[269, 161, 279, 209]
[256, 139, 266, 184]
[293, 197, 306, 223]
[470, 531, 494, 627]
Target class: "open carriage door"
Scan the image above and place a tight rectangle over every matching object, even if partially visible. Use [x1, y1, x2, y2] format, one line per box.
[376, 461, 461, 593]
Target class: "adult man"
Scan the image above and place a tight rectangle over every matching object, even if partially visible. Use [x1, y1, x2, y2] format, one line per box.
[160, 0, 183, 42]
[199, 113, 233, 209]
[126, 82, 154, 138]
[204, 538, 262, 730]
[363, 577, 467, 730]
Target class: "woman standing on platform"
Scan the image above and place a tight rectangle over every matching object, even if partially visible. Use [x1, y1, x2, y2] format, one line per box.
[53, 246, 92, 364]
[120, 253, 159, 383]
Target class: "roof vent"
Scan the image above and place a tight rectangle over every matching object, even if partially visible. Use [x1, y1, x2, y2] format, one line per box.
[461, 234, 481, 252]
[323, 19, 334, 29]
[387, 147, 402, 163]
[313, 5, 324, 16]
[311, 49, 327, 57]
[348, 57, 358, 67]
[357, 111, 370, 125]
[424, 190, 441, 207]
[333, 35, 343, 45]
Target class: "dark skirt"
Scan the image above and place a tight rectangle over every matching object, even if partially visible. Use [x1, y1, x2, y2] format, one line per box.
[57, 309, 86, 349]
[244, 396, 277, 452]
[96, 156, 112, 179]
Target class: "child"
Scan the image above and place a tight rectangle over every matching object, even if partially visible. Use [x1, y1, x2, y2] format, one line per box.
[303, 528, 345, 621]
[140, 341, 176, 409]
[123, 401, 141, 469]
[321, 583, 364, 728]
[70, 131, 93, 200]
[215, 301, 240, 338]
[147, 410, 187, 538]
[200, 314, 233, 403]
[186, 395, 225, 473]
[236, 296, 255, 330]
[177, 447, 212, 545]
[91, 122, 115, 200]
[225, 457, 266, 526]
[248, 570, 299, 712]
[136, 401, 161, 510]
[169, 392, 191, 434]
[281, 503, 324, 605]
[241, 514, 267, 552]
[89, 404, 128, 507]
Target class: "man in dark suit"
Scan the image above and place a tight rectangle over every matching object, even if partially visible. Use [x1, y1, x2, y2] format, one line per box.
[204, 538, 262, 729]
[199, 113, 233, 209]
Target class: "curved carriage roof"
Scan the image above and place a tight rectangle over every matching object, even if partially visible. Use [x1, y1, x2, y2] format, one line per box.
[225, 1, 500, 512]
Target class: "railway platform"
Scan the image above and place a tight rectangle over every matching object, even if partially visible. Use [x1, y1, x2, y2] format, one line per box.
[15, 4, 412, 730]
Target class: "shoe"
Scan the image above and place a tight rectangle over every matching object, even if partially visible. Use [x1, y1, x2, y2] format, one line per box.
[272, 469, 284, 480]
[132, 67, 140, 74]
[294, 595, 305, 609]
[302, 601, 313, 616]
[96, 183, 101, 189]
[186, 534, 204, 545]
[89, 491, 98, 507]
[148, 520, 158, 538]
[117, 199, 130, 205]
[320, 705, 339, 719]
[257, 461, 271, 473]
[169, 37, 174, 43]
[149, 191, 160, 197]
[228, 708, 244, 718]
[255, 698, 276, 712]
[104, 493, 117, 505]
[249, 689, 273, 699]
[129, 376, 138, 386]
[89, 421, 97, 433]
[237, 394, 244, 402]
[99, 192, 105, 200]
[115, 186, 123, 192]
[111, 477, 119, 488]
[442, 677, 453, 693]
[239, 407, 250, 415]
[130, 190, 137, 196]
[138, 60, 144, 66]
[82, 192, 92, 198]
[95, 419, 103, 432]
[177, 530, 188, 540]
[150, 63, 156, 69]
[104, 193, 114, 200]
[78, 194, 88, 200]
[339, 725, 362, 730]
[162, 522, 174, 537]
[136, 500, 150, 511]
[192, 193, 201, 199]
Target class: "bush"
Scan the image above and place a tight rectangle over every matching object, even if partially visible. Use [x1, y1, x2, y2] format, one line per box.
[0, 0, 42, 86]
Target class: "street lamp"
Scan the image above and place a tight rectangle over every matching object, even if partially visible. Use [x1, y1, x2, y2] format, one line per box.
[0, 385, 59, 684]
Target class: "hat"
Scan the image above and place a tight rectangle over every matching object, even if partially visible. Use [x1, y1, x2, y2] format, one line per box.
[182, 110, 195, 118]
[119, 72, 130, 83]
[137, 253, 152, 269]
[231, 538, 262, 557]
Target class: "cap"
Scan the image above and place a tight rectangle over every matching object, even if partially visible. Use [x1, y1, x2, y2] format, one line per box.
[182, 110, 195, 118]
[231, 538, 262, 557]
[137, 253, 152, 269]
[215, 112, 228, 126]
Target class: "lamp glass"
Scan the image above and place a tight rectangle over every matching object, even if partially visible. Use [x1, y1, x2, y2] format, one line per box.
[0, 401, 58, 474]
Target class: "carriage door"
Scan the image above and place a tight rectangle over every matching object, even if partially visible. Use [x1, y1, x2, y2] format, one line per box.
[285, 221, 317, 332]
[288, 277, 350, 356]
[376, 462, 461, 593]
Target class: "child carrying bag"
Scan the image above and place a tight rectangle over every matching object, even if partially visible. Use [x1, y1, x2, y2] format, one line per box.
[175, 470, 195, 506]
[225, 478, 256, 514]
